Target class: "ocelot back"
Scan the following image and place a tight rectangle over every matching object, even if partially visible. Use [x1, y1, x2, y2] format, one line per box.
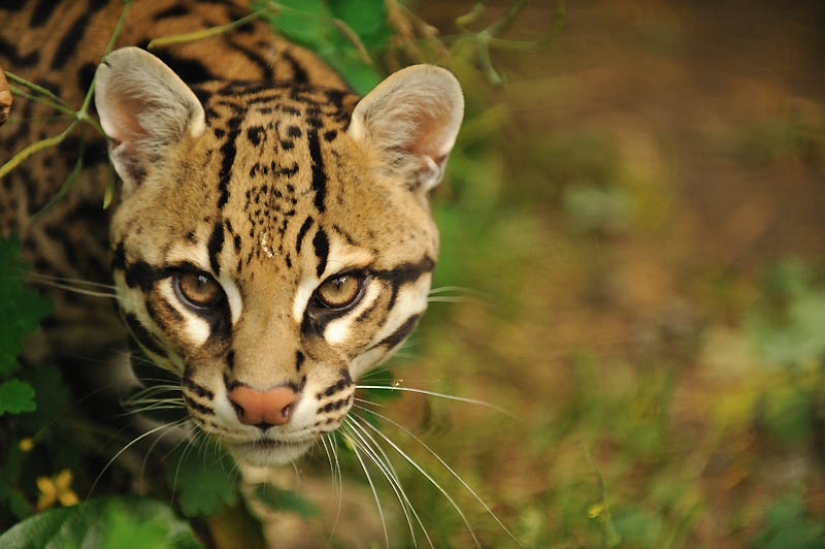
[0, 1, 462, 467]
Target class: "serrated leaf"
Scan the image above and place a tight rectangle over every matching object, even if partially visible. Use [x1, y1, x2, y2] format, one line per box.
[0, 236, 52, 377]
[170, 445, 238, 517]
[0, 495, 202, 549]
[0, 380, 36, 417]
[254, 484, 321, 518]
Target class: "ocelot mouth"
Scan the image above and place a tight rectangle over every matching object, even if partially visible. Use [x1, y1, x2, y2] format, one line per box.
[225, 438, 316, 466]
[251, 438, 285, 449]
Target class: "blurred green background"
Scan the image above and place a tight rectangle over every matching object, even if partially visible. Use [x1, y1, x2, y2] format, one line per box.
[353, 0, 825, 547]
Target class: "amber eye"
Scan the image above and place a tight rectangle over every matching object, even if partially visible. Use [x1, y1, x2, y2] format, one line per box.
[175, 271, 224, 309]
[315, 273, 364, 309]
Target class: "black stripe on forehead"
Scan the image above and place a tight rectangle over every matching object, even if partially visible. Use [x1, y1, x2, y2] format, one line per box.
[208, 222, 225, 275]
[296, 217, 314, 253]
[307, 128, 327, 213]
[313, 228, 329, 278]
[217, 115, 242, 209]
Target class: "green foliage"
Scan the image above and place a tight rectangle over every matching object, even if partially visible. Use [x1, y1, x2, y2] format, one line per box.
[750, 492, 825, 549]
[253, 0, 391, 94]
[0, 496, 202, 549]
[0, 236, 51, 380]
[0, 380, 36, 416]
[744, 259, 825, 370]
[253, 484, 321, 518]
[169, 445, 239, 518]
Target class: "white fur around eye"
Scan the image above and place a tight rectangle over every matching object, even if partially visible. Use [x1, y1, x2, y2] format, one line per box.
[160, 280, 211, 346]
[323, 282, 379, 345]
[292, 275, 319, 323]
[220, 276, 242, 324]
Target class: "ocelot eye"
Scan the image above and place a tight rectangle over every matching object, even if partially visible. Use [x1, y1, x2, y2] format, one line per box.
[175, 271, 225, 309]
[315, 272, 365, 309]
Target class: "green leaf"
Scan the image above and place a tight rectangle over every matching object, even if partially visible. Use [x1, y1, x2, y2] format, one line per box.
[749, 492, 825, 549]
[7, 490, 32, 521]
[0, 380, 36, 417]
[329, 0, 386, 40]
[254, 484, 321, 518]
[170, 445, 239, 517]
[263, 0, 330, 45]
[0, 495, 202, 549]
[0, 236, 52, 378]
[15, 363, 69, 432]
[318, 45, 382, 94]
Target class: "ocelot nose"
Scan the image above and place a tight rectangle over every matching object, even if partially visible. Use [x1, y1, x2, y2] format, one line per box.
[228, 385, 299, 428]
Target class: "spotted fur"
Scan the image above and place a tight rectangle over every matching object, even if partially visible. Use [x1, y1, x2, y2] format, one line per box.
[0, 1, 463, 467]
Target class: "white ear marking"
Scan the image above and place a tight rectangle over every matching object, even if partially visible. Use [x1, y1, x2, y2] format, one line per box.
[347, 64, 464, 195]
[94, 47, 206, 193]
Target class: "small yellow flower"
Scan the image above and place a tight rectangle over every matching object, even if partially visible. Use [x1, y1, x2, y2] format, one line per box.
[36, 469, 79, 511]
[18, 438, 34, 452]
[588, 502, 607, 521]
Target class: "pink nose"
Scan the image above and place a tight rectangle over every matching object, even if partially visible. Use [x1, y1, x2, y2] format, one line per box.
[228, 385, 299, 427]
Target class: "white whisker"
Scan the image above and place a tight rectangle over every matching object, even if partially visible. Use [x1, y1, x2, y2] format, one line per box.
[28, 272, 117, 290]
[426, 296, 477, 304]
[356, 385, 513, 417]
[90, 418, 188, 497]
[140, 418, 190, 484]
[353, 397, 385, 409]
[349, 410, 484, 549]
[427, 285, 488, 298]
[320, 434, 345, 543]
[356, 406, 525, 548]
[341, 428, 391, 549]
[345, 416, 434, 549]
[27, 272, 118, 299]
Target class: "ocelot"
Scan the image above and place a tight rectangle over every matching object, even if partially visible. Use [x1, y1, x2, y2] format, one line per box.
[0, 0, 462, 471]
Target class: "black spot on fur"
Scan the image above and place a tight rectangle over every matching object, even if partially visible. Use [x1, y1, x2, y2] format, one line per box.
[246, 126, 263, 146]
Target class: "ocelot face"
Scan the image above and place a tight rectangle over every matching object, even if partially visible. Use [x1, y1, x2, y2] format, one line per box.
[96, 48, 463, 466]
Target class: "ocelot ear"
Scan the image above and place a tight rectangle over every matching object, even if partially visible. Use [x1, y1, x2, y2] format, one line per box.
[94, 47, 206, 193]
[348, 65, 464, 196]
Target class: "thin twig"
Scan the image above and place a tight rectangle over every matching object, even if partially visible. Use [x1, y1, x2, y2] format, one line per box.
[0, 122, 78, 179]
[147, 10, 265, 49]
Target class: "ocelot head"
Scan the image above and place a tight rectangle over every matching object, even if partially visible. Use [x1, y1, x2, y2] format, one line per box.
[94, 47, 463, 466]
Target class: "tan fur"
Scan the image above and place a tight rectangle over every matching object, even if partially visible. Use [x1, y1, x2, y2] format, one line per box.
[1, 0, 463, 467]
